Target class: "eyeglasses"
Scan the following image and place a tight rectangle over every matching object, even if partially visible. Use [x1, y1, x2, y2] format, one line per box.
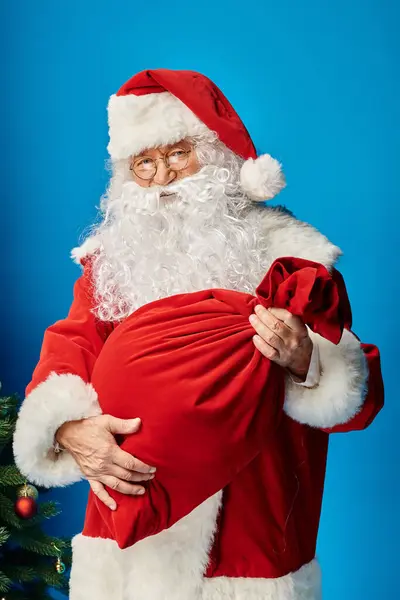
[130, 147, 192, 181]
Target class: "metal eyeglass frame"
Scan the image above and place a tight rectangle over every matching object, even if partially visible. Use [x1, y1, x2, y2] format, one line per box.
[129, 148, 192, 180]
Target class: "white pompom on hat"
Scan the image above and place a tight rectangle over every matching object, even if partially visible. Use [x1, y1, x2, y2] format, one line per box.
[107, 69, 286, 202]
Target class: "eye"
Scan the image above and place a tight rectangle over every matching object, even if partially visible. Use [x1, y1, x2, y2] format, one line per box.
[167, 149, 189, 166]
[134, 157, 155, 171]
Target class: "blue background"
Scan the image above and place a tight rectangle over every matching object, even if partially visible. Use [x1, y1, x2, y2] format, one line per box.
[1, 1, 398, 598]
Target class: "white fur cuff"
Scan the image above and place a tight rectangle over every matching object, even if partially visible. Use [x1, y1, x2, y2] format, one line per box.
[13, 373, 102, 487]
[284, 329, 368, 428]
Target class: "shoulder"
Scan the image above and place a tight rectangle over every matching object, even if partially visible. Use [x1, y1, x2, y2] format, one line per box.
[71, 236, 102, 266]
[248, 204, 342, 271]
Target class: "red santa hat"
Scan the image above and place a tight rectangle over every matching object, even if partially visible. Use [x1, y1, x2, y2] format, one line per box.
[107, 69, 285, 202]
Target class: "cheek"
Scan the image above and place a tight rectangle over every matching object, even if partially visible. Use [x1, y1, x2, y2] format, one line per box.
[179, 153, 201, 178]
[132, 173, 151, 188]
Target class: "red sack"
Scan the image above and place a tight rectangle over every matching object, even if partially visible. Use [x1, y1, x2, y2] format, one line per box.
[83, 257, 345, 548]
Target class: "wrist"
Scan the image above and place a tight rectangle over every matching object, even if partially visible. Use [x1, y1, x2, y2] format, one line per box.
[54, 425, 67, 453]
[288, 368, 308, 382]
[287, 340, 313, 381]
[54, 419, 81, 452]
[55, 423, 67, 446]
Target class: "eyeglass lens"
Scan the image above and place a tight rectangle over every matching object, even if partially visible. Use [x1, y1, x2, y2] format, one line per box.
[133, 148, 189, 180]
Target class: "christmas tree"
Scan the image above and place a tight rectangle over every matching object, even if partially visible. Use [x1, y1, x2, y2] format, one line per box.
[0, 391, 71, 600]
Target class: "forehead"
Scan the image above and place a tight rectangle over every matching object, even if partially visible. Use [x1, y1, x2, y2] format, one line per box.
[135, 139, 191, 158]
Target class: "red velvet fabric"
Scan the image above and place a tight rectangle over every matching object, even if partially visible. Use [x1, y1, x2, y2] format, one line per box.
[115, 69, 258, 160]
[83, 258, 346, 549]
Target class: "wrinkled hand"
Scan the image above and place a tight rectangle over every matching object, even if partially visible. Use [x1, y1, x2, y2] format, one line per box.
[249, 305, 313, 380]
[55, 415, 156, 510]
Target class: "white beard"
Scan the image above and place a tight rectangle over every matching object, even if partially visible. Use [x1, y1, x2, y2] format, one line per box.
[90, 162, 270, 322]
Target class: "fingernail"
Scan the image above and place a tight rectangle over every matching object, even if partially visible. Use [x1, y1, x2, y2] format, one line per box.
[249, 315, 256, 324]
[137, 489, 145, 495]
[110, 502, 117, 511]
[149, 467, 157, 473]
[149, 474, 155, 480]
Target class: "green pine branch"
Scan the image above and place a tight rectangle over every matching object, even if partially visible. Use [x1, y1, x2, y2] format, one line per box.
[2, 551, 70, 588]
[28, 500, 62, 525]
[0, 524, 10, 546]
[0, 491, 24, 528]
[0, 570, 13, 593]
[2, 565, 36, 584]
[11, 529, 71, 557]
[0, 391, 71, 598]
[36, 564, 69, 588]
[0, 492, 61, 530]
[0, 465, 26, 487]
[0, 395, 19, 454]
[1, 563, 68, 589]
[0, 415, 17, 446]
[3, 541, 72, 571]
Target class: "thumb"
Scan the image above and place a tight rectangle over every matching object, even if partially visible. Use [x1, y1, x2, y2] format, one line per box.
[105, 416, 142, 435]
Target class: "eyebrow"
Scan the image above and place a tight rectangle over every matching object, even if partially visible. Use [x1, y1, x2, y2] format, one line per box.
[133, 141, 190, 162]
[140, 141, 189, 156]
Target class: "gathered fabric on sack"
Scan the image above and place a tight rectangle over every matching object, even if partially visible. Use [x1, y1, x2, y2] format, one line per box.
[82, 257, 346, 549]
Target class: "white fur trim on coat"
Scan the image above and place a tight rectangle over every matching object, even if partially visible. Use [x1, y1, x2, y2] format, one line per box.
[69, 491, 321, 600]
[71, 206, 341, 273]
[284, 329, 368, 428]
[202, 559, 321, 600]
[249, 206, 342, 271]
[240, 154, 286, 201]
[71, 237, 102, 265]
[107, 91, 210, 160]
[13, 373, 102, 487]
[70, 492, 222, 600]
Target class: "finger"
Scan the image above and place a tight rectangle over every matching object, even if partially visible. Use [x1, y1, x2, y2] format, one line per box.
[253, 335, 280, 362]
[253, 305, 293, 341]
[249, 314, 284, 353]
[89, 479, 117, 511]
[110, 465, 155, 483]
[112, 447, 156, 474]
[101, 475, 146, 496]
[268, 307, 308, 335]
[105, 415, 142, 435]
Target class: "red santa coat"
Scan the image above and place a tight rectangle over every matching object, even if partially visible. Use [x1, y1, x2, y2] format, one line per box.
[13, 208, 384, 600]
[82, 257, 347, 550]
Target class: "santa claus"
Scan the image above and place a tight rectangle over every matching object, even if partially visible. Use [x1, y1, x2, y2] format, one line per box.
[13, 69, 384, 600]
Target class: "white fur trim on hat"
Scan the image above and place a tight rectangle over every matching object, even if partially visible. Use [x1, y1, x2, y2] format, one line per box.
[240, 154, 286, 201]
[107, 91, 210, 160]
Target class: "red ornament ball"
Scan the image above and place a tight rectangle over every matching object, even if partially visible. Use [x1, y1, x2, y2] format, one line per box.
[14, 496, 37, 519]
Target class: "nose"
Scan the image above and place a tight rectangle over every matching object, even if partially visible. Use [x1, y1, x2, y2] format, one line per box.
[152, 159, 176, 186]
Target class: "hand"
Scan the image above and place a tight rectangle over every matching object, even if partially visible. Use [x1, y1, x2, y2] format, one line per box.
[249, 306, 313, 380]
[55, 415, 156, 510]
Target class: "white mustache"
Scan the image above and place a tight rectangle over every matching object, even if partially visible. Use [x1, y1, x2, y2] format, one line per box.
[121, 167, 217, 209]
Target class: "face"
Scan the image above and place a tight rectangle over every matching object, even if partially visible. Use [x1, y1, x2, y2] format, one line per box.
[129, 139, 200, 188]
